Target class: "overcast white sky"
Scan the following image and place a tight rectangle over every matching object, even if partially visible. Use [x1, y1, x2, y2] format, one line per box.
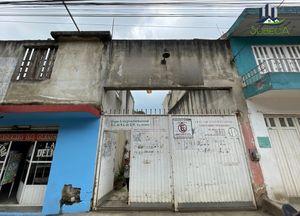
[1, 0, 295, 40]
[0, 0, 298, 109]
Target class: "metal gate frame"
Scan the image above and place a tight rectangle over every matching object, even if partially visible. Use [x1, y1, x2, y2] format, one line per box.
[169, 115, 256, 210]
[92, 114, 256, 211]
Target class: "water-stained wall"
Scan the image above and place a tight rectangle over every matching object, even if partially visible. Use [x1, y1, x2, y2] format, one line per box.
[3, 40, 107, 106]
[0, 41, 23, 103]
[0, 37, 243, 110]
[165, 90, 236, 114]
[104, 40, 234, 89]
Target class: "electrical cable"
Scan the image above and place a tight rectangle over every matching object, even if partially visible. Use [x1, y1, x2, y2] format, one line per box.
[278, 0, 285, 7]
[0, 13, 240, 17]
[0, 20, 229, 29]
[0, 0, 298, 6]
[62, 0, 80, 31]
[0, 0, 298, 26]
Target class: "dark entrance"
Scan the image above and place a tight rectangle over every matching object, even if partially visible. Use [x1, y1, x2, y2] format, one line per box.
[0, 142, 33, 204]
[0, 131, 57, 211]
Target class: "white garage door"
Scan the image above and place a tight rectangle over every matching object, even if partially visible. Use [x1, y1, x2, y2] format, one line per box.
[171, 115, 255, 209]
[95, 115, 255, 210]
[129, 116, 173, 205]
[265, 116, 300, 197]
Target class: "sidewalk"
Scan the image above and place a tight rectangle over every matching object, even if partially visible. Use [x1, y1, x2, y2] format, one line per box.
[62, 211, 271, 216]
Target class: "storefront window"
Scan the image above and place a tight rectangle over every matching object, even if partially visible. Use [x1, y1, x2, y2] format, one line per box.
[21, 141, 56, 185]
[0, 132, 57, 206]
[33, 142, 55, 161]
[26, 163, 51, 185]
[0, 142, 10, 161]
[0, 142, 10, 180]
[21, 162, 29, 183]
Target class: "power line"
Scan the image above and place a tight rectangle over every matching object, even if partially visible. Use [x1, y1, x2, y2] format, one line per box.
[0, 0, 299, 6]
[0, 20, 229, 29]
[62, 0, 80, 31]
[0, 7, 248, 11]
[0, 0, 298, 15]
[0, 13, 240, 17]
[278, 0, 285, 7]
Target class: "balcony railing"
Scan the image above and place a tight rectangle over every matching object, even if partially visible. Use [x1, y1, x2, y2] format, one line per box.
[242, 58, 300, 86]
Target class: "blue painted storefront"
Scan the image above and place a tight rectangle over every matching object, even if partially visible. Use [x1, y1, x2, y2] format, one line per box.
[0, 112, 100, 215]
[230, 37, 300, 98]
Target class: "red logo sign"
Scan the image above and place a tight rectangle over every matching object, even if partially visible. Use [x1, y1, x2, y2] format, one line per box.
[178, 122, 187, 133]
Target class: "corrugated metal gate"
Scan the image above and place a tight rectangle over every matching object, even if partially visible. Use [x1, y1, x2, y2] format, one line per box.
[171, 115, 255, 209]
[94, 115, 255, 210]
[265, 116, 300, 198]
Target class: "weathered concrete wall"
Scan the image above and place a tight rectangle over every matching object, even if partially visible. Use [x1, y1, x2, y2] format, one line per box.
[4, 40, 107, 106]
[104, 40, 234, 89]
[163, 90, 185, 111]
[101, 90, 134, 114]
[165, 90, 236, 114]
[126, 91, 134, 113]
[0, 42, 23, 103]
[0, 38, 244, 115]
[101, 90, 122, 113]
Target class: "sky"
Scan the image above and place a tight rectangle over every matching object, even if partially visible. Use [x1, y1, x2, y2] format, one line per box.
[0, 0, 298, 110]
[1, 0, 295, 40]
[131, 90, 168, 110]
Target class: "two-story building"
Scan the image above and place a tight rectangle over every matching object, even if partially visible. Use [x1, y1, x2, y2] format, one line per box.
[226, 5, 300, 204]
[2, 21, 292, 213]
[0, 32, 262, 214]
[0, 32, 133, 215]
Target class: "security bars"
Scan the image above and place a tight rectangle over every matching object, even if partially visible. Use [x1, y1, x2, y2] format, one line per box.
[14, 46, 57, 81]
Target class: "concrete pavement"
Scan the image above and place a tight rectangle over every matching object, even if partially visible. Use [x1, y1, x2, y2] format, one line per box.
[62, 211, 271, 216]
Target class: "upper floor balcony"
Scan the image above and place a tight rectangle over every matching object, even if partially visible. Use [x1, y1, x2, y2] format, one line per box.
[241, 58, 300, 98]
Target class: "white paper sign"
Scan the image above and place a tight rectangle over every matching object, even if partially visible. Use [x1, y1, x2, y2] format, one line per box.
[173, 118, 193, 139]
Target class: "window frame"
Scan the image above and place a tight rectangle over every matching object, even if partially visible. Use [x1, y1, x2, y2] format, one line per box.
[13, 44, 58, 81]
[252, 45, 300, 73]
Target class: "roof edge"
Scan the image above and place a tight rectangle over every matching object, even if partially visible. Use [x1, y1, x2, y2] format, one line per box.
[51, 31, 112, 42]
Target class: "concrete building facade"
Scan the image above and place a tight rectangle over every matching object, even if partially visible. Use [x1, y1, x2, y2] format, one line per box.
[226, 5, 300, 204]
[94, 39, 263, 211]
[0, 28, 272, 214]
[0, 32, 133, 215]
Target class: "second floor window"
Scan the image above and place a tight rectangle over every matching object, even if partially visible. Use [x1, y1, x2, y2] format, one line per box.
[14, 46, 57, 81]
[252, 45, 300, 73]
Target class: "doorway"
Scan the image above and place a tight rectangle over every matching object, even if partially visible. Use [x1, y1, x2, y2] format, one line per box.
[0, 141, 33, 204]
[97, 130, 132, 208]
[0, 132, 57, 208]
[265, 116, 300, 198]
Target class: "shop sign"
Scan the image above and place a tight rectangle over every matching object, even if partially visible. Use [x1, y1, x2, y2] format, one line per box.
[250, 4, 289, 36]
[0, 133, 57, 141]
[173, 118, 193, 139]
[250, 26, 289, 36]
[34, 142, 55, 161]
[110, 119, 151, 128]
